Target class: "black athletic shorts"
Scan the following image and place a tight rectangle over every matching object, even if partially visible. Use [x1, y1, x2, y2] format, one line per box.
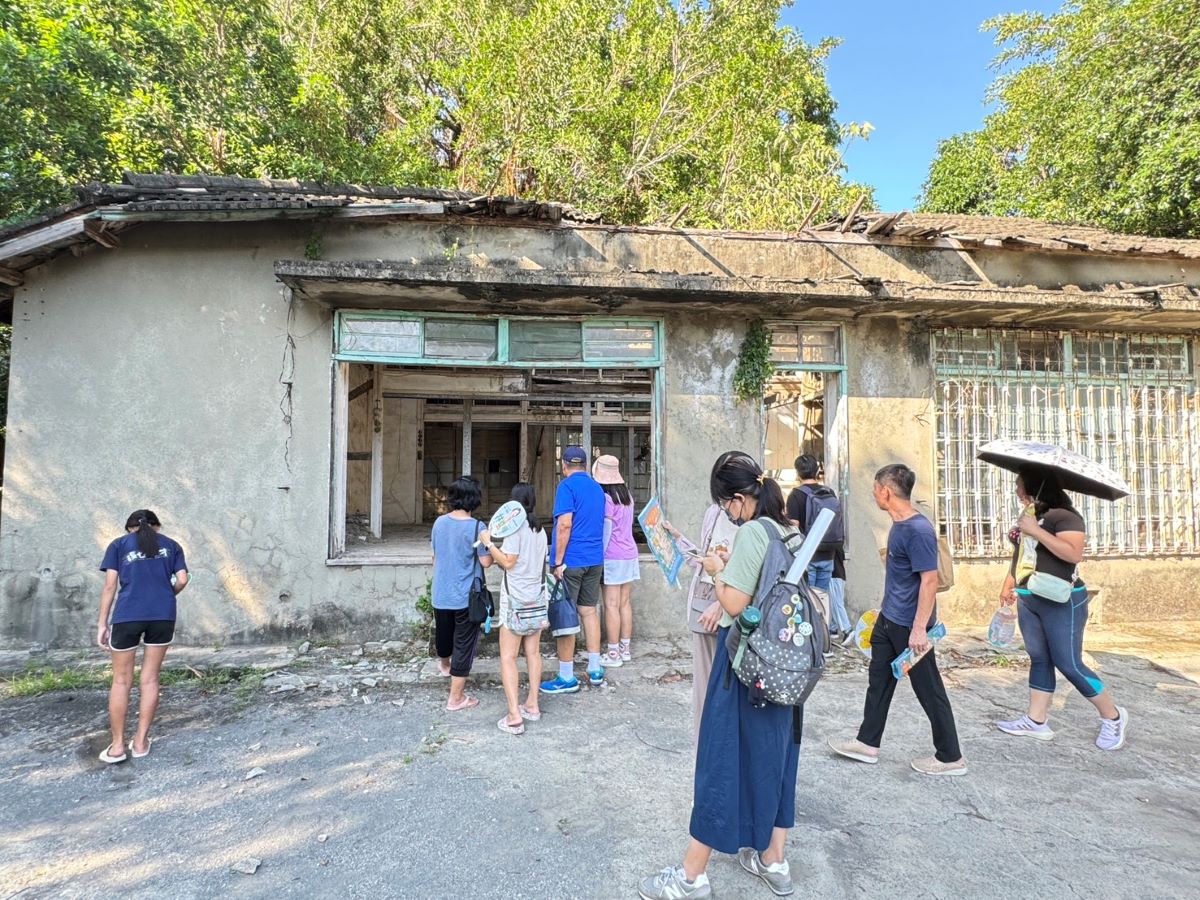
[109, 620, 175, 652]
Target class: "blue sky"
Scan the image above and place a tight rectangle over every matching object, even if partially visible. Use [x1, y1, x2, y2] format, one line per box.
[784, 1, 1062, 211]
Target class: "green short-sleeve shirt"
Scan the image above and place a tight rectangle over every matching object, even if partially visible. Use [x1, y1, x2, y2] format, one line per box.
[718, 518, 798, 627]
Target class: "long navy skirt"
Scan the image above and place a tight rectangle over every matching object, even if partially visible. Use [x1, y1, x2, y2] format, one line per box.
[689, 626, 801, 854]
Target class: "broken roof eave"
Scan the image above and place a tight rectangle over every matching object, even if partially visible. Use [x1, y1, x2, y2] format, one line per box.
[274, 259, 1200, 332]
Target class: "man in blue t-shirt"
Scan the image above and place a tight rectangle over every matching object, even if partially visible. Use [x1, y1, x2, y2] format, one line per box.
[541, 445, 607, 694]
[829, 464, 966, 776]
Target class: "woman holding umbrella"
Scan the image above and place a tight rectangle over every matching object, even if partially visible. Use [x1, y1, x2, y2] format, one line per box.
[979, 441, 1129, 751]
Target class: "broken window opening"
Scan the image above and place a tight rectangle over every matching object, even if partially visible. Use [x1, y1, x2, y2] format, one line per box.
[333, 363, 658, 562]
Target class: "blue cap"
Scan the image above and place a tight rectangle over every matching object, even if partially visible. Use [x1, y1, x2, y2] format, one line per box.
[562, 445, 588, 465]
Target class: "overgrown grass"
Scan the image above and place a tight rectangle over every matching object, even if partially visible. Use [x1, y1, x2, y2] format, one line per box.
[1, 663, 265, 700]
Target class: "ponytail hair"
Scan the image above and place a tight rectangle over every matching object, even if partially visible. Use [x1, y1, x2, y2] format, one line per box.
[510, 482, 542, 533]
[125, 509, 162, 559]
[708, 451, 790, 528]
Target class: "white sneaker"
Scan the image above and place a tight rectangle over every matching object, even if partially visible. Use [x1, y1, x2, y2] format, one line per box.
[638, 866, 712, 899]
[737, 849, 793, 896]
[620, 643, 632, 662]
[1096, 707, 1128, 751]
[996, 714, 1055, 741]
[604, 648, 623, 668]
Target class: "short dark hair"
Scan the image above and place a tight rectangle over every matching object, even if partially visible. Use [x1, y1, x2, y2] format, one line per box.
[875, 463, 916, 500]
[447, 476, 482, 512]
[794, 454, 820, 480]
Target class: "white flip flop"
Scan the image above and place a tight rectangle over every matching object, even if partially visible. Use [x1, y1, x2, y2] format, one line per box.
[128, 739, 152, 759]
[98, 745, 127, 764]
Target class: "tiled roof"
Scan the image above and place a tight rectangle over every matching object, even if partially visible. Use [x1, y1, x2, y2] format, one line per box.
[818, 211, 1200, 259]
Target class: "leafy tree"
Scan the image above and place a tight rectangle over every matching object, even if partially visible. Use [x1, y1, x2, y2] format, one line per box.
[1, 0, 870, 228]
[0, 0, 314, 223]
[920, 0, 1200, 237]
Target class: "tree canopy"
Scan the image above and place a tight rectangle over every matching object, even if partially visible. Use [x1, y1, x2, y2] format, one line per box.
[920, 0, 1200, 238]
[0, 0, 871, 228]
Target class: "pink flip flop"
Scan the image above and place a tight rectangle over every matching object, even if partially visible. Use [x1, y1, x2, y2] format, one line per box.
[446, 695, 479, 711]
[518, 706, 542, 722]
[497, 716, 525, 735]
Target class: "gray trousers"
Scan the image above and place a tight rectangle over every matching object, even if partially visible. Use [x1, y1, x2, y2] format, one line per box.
[690, 630, 718, 743]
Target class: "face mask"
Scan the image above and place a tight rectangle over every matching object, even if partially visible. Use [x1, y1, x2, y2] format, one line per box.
[722, 500, 745, 527]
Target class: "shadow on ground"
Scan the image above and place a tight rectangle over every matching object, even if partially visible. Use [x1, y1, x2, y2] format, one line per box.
[1, 635, 1198, 899]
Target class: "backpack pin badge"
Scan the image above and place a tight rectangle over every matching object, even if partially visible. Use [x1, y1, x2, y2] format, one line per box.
[782, 604, 793, 616]
[791, 633, 805, 647]
[798, 621, 814, 637]
[777, 628, 791, 642]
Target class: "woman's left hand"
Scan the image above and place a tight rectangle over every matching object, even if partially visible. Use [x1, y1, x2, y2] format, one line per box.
[701, 552, 725, 577]
[479, 529, 491, 546]
[1017, 514, 1041, 536]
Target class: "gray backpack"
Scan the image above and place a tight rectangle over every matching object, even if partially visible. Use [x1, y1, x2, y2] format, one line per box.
[725, 522, 828, 710]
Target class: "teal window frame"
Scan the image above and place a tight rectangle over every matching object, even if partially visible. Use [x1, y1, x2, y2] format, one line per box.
[762, 322, 850, 547]
[334, 311, 662, 368]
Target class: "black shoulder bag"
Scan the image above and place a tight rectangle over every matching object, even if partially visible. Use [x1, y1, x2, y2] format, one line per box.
[467, 522, 495, 625]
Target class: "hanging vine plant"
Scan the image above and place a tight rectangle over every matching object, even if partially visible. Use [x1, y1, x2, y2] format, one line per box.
[733, 320, 775, 403]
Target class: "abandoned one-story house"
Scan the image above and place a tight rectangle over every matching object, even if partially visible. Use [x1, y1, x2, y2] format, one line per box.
[2, 174, 1198, 648]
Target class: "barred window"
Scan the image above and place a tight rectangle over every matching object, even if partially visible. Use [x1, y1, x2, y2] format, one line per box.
[934, 329, 1200, 558]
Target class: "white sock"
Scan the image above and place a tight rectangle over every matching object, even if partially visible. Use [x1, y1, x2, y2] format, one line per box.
[588, 652, 602, 671]
[558, 661, 573, 681]
[620, 639, 630, 650]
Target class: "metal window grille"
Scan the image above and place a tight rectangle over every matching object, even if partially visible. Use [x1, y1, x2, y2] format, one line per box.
[934, 329, 1200, 558]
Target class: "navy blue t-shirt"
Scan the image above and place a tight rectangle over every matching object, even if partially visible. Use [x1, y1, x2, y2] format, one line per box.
[880, 513, 938, 629]
[550, 472, 605, 568]
[100, 532, 187, 624]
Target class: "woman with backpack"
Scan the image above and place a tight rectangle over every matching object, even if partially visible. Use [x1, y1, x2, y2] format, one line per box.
[593, 454, 639, 667]
[478, 483, 549, 735]
[639, 452, 802, 900]
[96, 509, 188, 763]
[430, 476, 493, 712]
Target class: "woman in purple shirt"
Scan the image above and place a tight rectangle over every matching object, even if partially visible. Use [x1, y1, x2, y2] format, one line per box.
[593, 455, 639, 667]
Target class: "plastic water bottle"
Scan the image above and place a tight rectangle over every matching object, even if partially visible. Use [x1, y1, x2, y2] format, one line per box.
[988, 606, 1019, 649]
[731, 606, 762, 671]
[891, 622, 948, 679]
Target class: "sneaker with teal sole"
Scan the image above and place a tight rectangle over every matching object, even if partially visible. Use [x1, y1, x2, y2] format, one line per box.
[540, 675, 580, 695]
[587, 668, 605, 686]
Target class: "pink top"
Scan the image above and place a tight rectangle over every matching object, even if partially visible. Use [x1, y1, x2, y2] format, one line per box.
[604, 496, 639, 561]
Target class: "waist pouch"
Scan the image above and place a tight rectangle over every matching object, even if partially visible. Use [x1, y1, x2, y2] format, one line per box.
[1023, 571, 1077, 604]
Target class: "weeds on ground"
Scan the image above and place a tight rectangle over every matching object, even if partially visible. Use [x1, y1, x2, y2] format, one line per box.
[1, 663, 265, 700]
[414, 578, 434, 646]
[1, 666, 108, 697]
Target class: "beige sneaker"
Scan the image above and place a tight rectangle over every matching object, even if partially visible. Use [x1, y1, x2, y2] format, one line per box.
[828, 738, 879, 764]
[911, 755, 967, 777]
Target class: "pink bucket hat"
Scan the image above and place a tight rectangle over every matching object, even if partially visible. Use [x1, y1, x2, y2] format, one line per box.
[592, 454, 625, 485]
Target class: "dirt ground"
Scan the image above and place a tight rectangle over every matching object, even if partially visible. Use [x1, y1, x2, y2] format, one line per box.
[2, 629, 1198, 899]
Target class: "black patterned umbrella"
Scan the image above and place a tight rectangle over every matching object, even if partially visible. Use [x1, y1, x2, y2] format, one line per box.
[976, 439, 1130, 501]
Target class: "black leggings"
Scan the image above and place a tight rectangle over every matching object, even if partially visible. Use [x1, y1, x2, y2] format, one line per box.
[434, 608, 481, 678]
[857, 614, 962, 763]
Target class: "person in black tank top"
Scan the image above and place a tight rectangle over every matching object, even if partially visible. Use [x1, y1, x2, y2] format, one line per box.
[994, 469, 1129, 751]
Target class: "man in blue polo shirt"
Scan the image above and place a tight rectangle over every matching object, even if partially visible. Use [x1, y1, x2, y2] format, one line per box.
[541, 445, 607, 694]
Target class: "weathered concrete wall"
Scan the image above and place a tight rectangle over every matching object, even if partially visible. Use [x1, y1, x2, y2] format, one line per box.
[2, 217, 1197, 648]
[0, 222, 757, 647]
[838, 318, 938, 622]
[0, 220, 438, 648]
